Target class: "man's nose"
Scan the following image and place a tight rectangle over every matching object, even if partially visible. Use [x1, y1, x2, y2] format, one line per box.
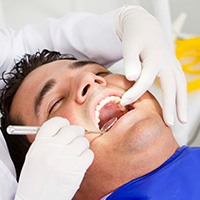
[75, 72, 106, 104]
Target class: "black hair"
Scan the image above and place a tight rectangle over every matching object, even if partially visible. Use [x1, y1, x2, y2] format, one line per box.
[0, 49, 77, 180]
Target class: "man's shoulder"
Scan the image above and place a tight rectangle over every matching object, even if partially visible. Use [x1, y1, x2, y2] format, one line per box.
[179, 145, 200, 159]
[168, 146, 200, 165]
[182, 145, 200, 153]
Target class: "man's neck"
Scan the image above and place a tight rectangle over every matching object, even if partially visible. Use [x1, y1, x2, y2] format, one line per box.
[74, 127, 179, 200]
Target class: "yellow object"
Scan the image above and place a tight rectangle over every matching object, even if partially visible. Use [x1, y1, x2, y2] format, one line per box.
[176, 37, 200, 92]
[187, 78, 200, 92]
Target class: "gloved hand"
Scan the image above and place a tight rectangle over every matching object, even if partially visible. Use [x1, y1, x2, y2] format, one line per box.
[15, 117, 94, 200]
[115, 5, 187, 126]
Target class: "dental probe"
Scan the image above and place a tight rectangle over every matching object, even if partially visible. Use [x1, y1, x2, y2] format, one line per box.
[7, 125, 103, 135]
[7, 125, 40, 135]
[7, 117, 118, 135]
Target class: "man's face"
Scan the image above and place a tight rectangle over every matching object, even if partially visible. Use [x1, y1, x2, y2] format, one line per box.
[10, 59, 165, 180]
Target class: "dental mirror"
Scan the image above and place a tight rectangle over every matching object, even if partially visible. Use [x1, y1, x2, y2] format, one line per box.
[85, 117, 118, 134]
[100, 117, 118, 132]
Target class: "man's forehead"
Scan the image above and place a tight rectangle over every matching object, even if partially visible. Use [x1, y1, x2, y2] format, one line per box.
[27, 59, 105, 76]
[16, 59, 105, 94]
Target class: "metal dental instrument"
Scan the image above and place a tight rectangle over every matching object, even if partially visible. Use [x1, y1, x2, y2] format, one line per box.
[7, 125, 40, 135]
[7, 117, 118, 135]
[7, 125, 101, 135]
[100, 117, 118, 132]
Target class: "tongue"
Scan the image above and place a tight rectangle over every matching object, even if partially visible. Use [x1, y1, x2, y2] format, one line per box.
[98, 101, 127, 130]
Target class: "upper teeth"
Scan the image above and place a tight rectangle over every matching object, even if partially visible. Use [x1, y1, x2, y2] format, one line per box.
[95, 96, 121, 125]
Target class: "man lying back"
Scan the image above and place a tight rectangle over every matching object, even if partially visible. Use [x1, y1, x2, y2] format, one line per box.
[0, 49, 200, 200]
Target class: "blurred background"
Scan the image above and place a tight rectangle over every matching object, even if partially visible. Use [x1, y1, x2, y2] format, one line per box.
[0, 0, 199, 35]
[0, 0, 200, 146]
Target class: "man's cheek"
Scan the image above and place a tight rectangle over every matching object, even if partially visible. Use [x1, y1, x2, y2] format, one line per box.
[106, 75, 134, 89]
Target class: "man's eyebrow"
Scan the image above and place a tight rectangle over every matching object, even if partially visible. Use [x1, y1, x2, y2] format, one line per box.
[34, 79, 56, 116]
[72, 60, 100, 69]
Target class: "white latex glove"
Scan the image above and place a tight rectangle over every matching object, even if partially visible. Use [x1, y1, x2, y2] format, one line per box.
[115, 5, 187, 126]
[15, 117, 94, 200]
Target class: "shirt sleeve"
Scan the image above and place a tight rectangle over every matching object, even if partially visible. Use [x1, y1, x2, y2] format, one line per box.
[0, 158, 17, 200]
[0, 8, 123, 84]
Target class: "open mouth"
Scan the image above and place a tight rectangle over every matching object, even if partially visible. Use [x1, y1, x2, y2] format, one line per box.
[95, 96, 134, 131]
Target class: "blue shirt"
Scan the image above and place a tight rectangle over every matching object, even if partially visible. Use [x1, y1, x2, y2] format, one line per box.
[106, 146, 200, 200]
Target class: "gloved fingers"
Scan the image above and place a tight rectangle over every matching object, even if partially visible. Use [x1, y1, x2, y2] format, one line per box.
[159, 69, 176, 126]
[174, 68, 187, 123]
[36, 117, 70, 138]
[43, 125, 85, 146]
[122, 32, 143, 81]
[63, 136, 90, 157]
[53, 125, 85, 145]
[123, 56, 142, 81]
[77, 148, 94, 170]
[121, 65, 156, 106]
[57, 149, 94, 173]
